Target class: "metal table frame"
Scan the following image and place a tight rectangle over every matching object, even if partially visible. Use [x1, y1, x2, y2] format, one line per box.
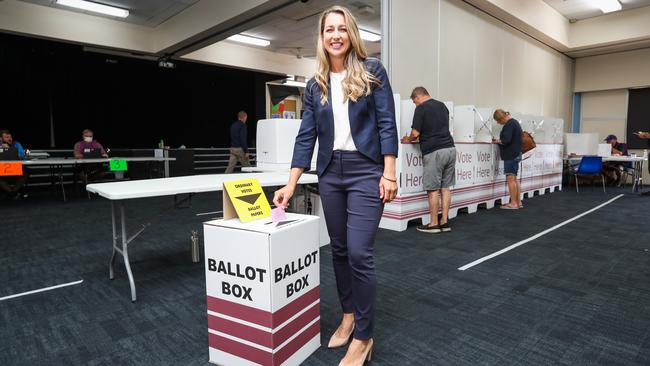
[90, 173, 317, 302]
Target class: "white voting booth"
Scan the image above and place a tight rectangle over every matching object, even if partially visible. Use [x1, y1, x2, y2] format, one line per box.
[204, 179, 321, 366]
[565, 133, 599, 156]
[381, 98, 564, 231]
[256, 119, 317, 171]
[253, 103, 564, 233]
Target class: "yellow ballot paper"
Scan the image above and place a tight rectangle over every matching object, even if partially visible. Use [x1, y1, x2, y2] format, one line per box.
[223, 178, 271, 222]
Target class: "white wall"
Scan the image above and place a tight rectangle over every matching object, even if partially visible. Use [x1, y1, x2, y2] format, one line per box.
[465, 0, 570, 50]
[575, 48, 650, 92]
[388, 0, 574, 126]
[570, 6, 650, 50]
[574, 47, 650, 184]
[580, 90, 628, 141]
[580, 89, 650, 184]
[182, 41, 316, 78]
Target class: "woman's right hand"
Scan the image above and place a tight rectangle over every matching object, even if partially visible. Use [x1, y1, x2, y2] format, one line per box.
[273, 185, 295, 209]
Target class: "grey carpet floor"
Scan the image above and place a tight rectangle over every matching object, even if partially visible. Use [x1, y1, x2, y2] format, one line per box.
[1, 186, 649, 365]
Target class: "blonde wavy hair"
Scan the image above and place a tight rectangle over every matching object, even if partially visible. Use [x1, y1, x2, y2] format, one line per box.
[314, 5, 379, 105]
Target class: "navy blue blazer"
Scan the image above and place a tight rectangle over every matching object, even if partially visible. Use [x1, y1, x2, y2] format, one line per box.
[291, 58, 399, 177]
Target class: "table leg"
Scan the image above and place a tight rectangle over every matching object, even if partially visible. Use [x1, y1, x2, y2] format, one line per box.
[633, 160, 642, 192]
[109, 201, 118, 280]
[164, 150, 170, 178]
[59, 164, 67, 202]
[640, 160, 644, 191]
[119, 202, 137, 302]
[49, 165, 57, 196]
[632, 161, 639, 192]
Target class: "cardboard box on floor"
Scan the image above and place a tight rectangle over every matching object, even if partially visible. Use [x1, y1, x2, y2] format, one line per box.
[204, 180, 321, 366]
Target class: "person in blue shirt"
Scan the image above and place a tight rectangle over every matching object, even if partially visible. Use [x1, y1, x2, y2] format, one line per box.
[492, 110, 523, 209]
[225, 111, 252, 173]
[0, 129, 29, 199]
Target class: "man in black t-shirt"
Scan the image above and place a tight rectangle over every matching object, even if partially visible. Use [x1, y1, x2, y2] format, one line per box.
[403, 87, 456, 234]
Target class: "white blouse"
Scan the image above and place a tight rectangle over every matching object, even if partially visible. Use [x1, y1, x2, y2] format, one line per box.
[330, 71, 358, 151]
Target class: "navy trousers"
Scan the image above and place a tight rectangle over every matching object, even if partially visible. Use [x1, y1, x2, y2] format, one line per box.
[319, 151, 384, 340]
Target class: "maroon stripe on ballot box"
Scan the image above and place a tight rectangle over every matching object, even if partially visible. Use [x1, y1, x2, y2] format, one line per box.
[207, 296, 273, 328]
[208, 319, 321, 366]
[207, 285, 321, 329]
[273, 320, 320, 365]
[207, 302, 320, 349]
[209, 332, 272, 365]
[271, 286, 320, 328]
[208, 315, 273, 348]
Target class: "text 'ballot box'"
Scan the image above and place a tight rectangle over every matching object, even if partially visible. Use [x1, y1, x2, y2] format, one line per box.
[204, 213, 321, 366]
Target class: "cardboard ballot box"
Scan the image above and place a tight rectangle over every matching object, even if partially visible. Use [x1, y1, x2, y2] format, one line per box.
[204, 213, 321, 366]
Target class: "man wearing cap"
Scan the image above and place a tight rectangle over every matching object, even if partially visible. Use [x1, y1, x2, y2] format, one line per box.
[603, 134, 630, 185]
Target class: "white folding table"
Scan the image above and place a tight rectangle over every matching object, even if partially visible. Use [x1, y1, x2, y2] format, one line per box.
[86, 172, 318, 302]
[14, 157, 176, 201]
[566, 155, 646, 192]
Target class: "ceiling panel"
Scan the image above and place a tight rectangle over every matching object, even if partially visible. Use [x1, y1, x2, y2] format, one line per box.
[232, 0, 382, 60]
[543, 0, 650, 21]
[19, 0, 200, 27]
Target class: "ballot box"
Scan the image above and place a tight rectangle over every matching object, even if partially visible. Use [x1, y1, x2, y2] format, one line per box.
[204, 213, 321, 366]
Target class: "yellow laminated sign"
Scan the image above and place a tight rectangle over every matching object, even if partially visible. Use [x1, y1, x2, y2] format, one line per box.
[223, 178, 271, 222]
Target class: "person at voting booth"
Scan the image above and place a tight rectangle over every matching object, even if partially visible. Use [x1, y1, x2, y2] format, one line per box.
[403, 87, 456, 234]
[273, 6, 398, 366]
[0, 129, 29, 199]
[492, 109, 523, 209]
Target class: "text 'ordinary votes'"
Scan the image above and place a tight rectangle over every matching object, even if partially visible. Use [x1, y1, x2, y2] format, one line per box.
[208, 251, 319, 302]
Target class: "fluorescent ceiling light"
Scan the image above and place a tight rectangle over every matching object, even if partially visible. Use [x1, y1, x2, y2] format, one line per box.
[56, 0, 129, 18]
[359, 29, 381, 42]
[227, 34, 270, 47]
[595, 0, 622, 13]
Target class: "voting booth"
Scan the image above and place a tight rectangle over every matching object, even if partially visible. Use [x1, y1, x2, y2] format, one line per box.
[204, 178, 321, 366]
[256, 119, 317, 171]
[381, 97, 564, 231]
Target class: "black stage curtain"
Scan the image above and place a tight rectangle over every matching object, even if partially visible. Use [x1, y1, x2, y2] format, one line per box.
[0, 32, 281, 150]
[627, 88, 650, 149]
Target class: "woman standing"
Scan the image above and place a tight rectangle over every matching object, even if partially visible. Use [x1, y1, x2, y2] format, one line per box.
[273, 6, 398, 366]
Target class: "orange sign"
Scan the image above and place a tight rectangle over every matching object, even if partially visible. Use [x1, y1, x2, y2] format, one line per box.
[0, 162, 23, 176]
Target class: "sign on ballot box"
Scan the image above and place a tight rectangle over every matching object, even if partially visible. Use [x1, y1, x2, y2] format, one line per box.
[203, 213, 321, 366]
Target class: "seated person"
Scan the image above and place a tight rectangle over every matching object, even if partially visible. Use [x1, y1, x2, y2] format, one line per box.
[73, 129, 108, 186]
[73, 129, 108, 159]
[602, 134, 631, 185]
[0, 129, 29, 199]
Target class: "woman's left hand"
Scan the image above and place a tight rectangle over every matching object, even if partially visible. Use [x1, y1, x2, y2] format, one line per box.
[379, 176, 398, 203]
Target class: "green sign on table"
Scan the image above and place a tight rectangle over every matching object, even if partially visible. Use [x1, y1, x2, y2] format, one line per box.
[109, 159, 128, 171]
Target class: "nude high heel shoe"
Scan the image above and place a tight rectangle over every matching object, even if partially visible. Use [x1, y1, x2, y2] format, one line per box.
[338, 339, 374, 366]
[327, 325, 354, 348]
